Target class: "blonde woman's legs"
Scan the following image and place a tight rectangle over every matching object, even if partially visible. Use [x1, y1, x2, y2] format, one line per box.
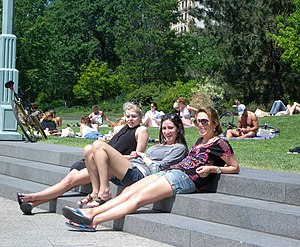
[83, 144, 100, 198]
[91, 140, 132, 200]
[23, 168, 90, 207]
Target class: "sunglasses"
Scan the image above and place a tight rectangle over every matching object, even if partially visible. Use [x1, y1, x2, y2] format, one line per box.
[194, 118, 210, 126]
[161, 113, 178, 121]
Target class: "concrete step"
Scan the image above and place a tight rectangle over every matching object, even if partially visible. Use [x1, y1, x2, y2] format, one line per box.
[217, 167, 300, 206]
[1, 168, 299, 240]
[1, 141, 299, 205]
[0, 155, 70, 185]
[0, 141, 82, 167]
[152, 193, 300, 240]
[2, 174, 300, 247]
[107, 210, 300, 247]
[0, 174, 83, 212]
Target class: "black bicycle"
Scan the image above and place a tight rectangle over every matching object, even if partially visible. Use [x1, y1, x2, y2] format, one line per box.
[211, 96, 235, 131]
[5, 80, 47, 142]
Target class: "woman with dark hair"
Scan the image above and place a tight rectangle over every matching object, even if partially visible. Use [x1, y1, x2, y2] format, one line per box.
[142, 102, 164, 127]
[62, 107, 240, 232]
[82, 113, 188, 205]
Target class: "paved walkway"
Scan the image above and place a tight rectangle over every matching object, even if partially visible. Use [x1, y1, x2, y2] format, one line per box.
[0, 197, 173, 247]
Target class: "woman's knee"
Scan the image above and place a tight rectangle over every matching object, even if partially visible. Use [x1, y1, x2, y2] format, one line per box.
[62, 171, 78, 187]
[92, 139, 107, 152]
[83, 144, 93, 157]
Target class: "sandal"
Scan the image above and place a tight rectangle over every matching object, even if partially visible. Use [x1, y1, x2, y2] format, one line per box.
[77, 194, 94, 208]
[17, 192, 26, 205]
[86, 195, 110, 208]
[99, 191, 112, 201]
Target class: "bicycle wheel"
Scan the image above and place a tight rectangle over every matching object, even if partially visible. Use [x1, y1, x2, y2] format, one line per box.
[30, 112, 48, 139]
[259, 123, 280, 134]
[12, 100, 36, 142]
[220, 111, 235, 130]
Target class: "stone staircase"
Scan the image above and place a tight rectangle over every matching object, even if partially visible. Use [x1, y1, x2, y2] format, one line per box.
[0, 141, 299, 247]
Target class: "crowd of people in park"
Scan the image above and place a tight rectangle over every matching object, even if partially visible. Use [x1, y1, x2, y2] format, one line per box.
[17, 95, 299, 231]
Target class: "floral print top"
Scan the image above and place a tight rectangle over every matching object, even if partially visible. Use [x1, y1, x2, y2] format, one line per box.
[169, 137, 234, 191]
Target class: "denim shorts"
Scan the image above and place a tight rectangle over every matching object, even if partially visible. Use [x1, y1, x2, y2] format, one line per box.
[84, 131, 103, 140]
[110, 166, 145, 186]
[157, 170, 196, 196]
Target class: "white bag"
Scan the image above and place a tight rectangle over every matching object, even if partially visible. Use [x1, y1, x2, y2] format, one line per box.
[61, 127, 75, 137]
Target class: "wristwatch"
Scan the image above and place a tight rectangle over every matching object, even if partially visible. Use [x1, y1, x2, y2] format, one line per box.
[216, 167, 222, 174]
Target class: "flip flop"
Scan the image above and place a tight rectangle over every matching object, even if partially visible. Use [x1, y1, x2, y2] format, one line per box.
[65, 221, 96, 232]
[20, 203, 32, 215]
[62, 206, 92, 225]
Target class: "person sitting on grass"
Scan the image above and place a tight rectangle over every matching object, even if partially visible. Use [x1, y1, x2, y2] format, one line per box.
[226, 105, 258, 138]
[16, 102, 149, 215]
[62, 107, 240, 232]
[41, 111, 61, 136]
[89, 104, 115, 128]
[142, 102, 164, 127]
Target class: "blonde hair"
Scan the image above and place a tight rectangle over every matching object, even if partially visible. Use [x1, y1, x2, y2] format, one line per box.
[123, 102, 143, 117]
[43, 111, 54, 121]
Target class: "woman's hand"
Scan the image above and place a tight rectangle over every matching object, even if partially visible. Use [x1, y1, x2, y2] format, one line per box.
[196, 166, 211, 178]
[130, 151, 144, 159]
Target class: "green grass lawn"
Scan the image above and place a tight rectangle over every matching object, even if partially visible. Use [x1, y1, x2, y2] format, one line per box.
[41, 113, 300, 173]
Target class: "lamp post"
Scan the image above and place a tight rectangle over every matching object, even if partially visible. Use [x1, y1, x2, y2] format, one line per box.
[0, 0, 22, 140]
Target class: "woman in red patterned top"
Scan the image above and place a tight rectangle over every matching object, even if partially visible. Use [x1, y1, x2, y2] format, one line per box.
[62, 107, 240, 232]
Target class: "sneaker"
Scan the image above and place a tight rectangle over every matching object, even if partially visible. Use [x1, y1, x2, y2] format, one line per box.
[287, 147, 300, 154]
[67, 123, 72, 127]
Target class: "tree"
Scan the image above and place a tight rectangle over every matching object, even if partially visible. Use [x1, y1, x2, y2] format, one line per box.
[114, 0, 186, 85]
[14, 0, 120, 105]
[193, 0, 298, 104]
[73, 61, 123, 105]
[270, 0, 300, 73]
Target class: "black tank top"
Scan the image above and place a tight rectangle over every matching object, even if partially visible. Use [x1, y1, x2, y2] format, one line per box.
[108, 125, 139, 155]
[70, 125, 139, 171]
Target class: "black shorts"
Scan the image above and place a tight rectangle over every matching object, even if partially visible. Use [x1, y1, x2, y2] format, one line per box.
[70, 159, 86, 171]
[110, 167, 145, 186]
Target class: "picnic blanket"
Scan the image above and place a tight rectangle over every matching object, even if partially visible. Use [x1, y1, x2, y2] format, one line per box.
[225, 134, 279, 141]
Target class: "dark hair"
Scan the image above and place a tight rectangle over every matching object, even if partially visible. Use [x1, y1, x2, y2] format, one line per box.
[196, 107, 223, 135]
[150, 102, 158, 109]
[159, 113, 187, 149]
[80, 116, 92, 125]
[177, 97, 187, 104]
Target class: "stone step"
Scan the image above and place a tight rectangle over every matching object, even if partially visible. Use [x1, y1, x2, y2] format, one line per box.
[152, 193, 300, 240]
[0, 155, 70, 185]
[2, 150, 299, 207]
[106, 210, 300, 247]
[1, 174, 299, 247]
[217, 167, 300, 206]
[0, 141, 82, 167]
[1, 169, 299, 240]
[0, 174, 83, 212]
